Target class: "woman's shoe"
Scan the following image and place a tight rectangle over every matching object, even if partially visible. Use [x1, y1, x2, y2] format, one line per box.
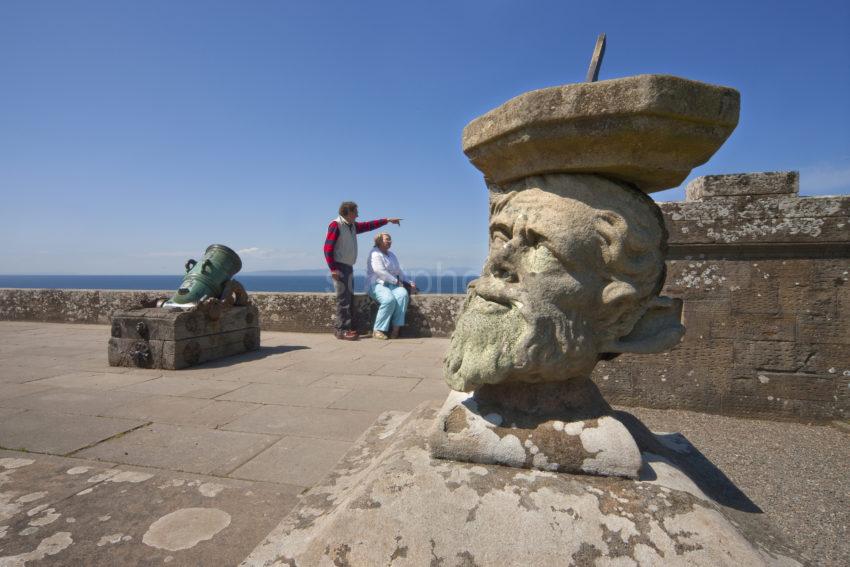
[373, 330, 389, 340]
[390, 326, 400, 339]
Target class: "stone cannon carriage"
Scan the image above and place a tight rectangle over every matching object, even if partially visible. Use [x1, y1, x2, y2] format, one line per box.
[108, 244, 260, 370]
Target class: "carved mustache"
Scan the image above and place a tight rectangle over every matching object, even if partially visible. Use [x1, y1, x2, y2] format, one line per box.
[467, 276, 524, 310]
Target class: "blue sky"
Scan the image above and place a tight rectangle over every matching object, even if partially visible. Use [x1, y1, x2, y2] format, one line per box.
[1, 1, 848, 275]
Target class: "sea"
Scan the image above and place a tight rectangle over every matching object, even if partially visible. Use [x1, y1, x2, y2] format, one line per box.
[0, 274, 478, 295]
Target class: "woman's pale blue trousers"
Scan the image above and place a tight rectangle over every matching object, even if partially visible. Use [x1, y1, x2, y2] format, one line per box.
[368, 283, 409, 332]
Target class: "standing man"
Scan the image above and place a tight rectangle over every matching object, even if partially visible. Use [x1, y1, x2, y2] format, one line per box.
[324, 201, 401, 340]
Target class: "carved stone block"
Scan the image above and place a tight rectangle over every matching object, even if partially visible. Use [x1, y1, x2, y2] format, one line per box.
[108, 305, 260, 369]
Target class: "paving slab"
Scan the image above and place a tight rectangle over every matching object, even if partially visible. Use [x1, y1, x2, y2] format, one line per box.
[217, 383, 350, 408]
[0, 364, 69, 384]
[0, 381, 55, 400]
[373, 360, 444, 380]
[410, 378, 452, 397]
[0, 407, 25, 420]
[212, 366, 330, 386]
[1, 354, 76, 369]
[223, 405, 378, 442]
[264, 350, 362, 370]
[62, 357, 130, 374]
[230, 436, 352, 486]
[75, 423, 278, 476]
[310, 373, 421, 392]
[0, 411, 146, 455]
[119, 376, 244, 399]
[0, 451, 301, 566]
[329, 388, 446, 413]
[101, 396, 260, 428]
[284, 357, 387, 376]
[0, 452, 118, 526]
[0, 387, 151, 415]
[29, 371, 158, 391]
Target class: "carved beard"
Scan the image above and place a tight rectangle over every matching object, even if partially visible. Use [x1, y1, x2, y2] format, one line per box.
[443, 289, 597, 392]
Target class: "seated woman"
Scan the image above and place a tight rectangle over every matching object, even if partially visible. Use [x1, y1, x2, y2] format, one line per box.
[366, 232, 417, 339]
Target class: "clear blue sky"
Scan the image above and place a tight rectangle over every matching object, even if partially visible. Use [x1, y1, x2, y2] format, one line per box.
[1, 1, 848, 275]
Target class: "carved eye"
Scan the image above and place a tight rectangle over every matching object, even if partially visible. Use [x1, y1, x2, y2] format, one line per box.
[490, 224, 511, 244]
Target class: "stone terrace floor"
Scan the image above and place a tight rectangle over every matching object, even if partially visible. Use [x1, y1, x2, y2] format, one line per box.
[0, 321, 847, 566]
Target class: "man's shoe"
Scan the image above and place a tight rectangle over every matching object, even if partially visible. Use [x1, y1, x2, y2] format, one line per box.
[373, 330, 389, 340]
[390, 326, 400, 339]
[335, 330, 359, 341]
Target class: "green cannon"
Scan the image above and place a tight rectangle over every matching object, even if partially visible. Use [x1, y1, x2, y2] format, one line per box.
[111, 243, 258, 369]
[164, 244, 245, 308]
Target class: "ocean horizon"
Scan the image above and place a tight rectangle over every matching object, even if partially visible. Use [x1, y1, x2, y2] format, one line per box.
[0, 274, 478, 295]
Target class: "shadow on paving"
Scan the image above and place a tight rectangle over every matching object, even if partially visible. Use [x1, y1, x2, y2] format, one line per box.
[185, 345, 310, 368]
[616, 410, 762, 513]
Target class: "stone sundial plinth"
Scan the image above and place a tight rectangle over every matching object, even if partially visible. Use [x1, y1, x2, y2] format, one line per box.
[431, 73, 739, 479]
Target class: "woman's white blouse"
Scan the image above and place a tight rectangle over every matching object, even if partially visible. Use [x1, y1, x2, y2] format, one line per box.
[366, 247, 405, 288]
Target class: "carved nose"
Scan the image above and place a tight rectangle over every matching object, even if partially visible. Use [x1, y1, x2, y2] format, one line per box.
[488, 241, 519, 283]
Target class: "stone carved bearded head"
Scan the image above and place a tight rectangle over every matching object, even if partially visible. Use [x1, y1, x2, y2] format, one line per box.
[444, 173, 684, 392]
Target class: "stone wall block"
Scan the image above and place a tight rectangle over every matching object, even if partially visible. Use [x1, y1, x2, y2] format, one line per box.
[746, 371, 837, 402]
[685, 171, 798, 201]
[720, 394, 833, 421]
[663, 194, 850, 246]
[776, 260, 822, 316]
[795, 287, 838, 319]
[665, 213, 845, 246]
[797, 317, 850, 346]
[664, 195, 850, 224]
[661, 339, 733, 369]
[730, 287, 780, 316]
[811, 262, 850, 287]
[631, 364, 724, 413]
[836, 375, 850, 419]
[838, 281, 850, 317]
[674, 298, 730, 340]
[591, 359, 635, 394]
[711, 316, 796, 342]
[729, 266, 781, 315]
[664, 260, 732, 299]
[729, 372, 759, 396]
[793, 342, 850, 375]
[733, 340, 798, 372]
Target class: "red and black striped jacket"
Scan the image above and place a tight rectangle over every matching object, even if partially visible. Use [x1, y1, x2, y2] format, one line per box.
[323, 218, 388, 272]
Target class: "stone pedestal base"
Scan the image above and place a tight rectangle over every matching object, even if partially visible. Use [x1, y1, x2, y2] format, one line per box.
[430, 380, 643, 478]
[108, 305, 260, 370]
[242, 404, 801, 566]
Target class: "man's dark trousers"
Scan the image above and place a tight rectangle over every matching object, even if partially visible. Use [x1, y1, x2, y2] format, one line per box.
[334, 263, 355, 331]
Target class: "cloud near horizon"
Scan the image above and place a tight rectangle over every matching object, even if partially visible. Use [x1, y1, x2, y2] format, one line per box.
[236, 247, 309, 260]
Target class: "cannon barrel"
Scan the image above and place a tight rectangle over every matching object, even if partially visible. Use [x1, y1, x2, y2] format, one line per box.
[165, 244, 242, 307]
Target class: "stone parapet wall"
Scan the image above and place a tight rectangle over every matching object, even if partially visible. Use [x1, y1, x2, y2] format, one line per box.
[595, 172, 849, 422]
[0, 172, 847, 422]
[0, 288, 464, 339]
